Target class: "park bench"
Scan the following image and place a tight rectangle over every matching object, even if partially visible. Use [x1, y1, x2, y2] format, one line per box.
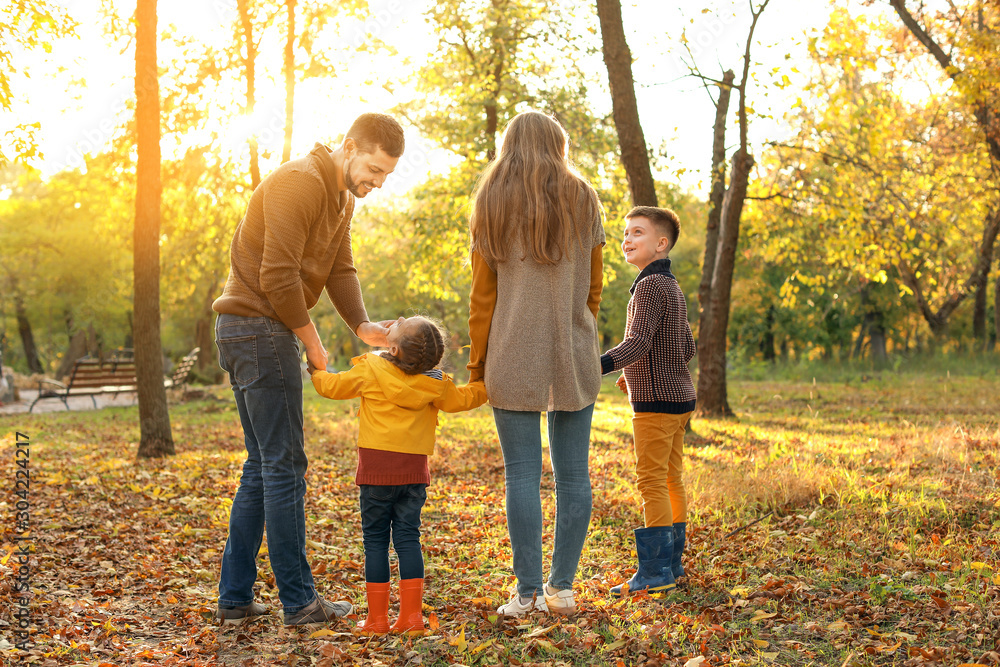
[29, 347, 200, 413]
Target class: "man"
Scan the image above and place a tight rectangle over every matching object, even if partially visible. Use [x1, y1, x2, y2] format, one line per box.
[212, 113, 404, 626]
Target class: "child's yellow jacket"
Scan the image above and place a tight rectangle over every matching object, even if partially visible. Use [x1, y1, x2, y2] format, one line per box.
[311, 353, 487, 456]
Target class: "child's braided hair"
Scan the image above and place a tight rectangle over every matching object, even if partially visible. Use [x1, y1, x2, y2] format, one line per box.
[384, 316, 446, 375]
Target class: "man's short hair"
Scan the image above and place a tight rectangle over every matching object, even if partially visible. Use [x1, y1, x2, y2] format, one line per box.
[345, 113, 405, 158]
[625, 206, 680, 251]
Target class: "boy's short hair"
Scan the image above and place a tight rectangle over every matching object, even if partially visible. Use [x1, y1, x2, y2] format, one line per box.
[345, 113, 405, 157]
[625, 206, 680, 251]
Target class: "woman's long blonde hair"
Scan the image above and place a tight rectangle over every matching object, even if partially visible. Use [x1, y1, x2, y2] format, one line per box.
[469, 111, 600, 265]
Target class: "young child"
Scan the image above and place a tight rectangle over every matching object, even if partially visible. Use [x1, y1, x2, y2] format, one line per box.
[599, 206, 697, 596]
[309, 316, 487, 633]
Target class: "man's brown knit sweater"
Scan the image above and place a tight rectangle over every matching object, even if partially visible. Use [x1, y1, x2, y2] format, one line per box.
[213, 143, 369, 332]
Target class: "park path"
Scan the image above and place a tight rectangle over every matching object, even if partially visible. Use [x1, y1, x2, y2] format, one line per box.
[0, 388, 138, 415]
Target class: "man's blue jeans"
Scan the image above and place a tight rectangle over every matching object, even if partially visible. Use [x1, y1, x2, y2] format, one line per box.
[493, 404, 594, 598]
[216, 314, 316, 613]
[359, 484, 427, 583]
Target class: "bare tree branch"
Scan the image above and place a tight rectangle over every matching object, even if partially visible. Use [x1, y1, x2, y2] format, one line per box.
[737, 0, 771, 152]
[889, 0, 956, 75]
[746, 190, 794, 201]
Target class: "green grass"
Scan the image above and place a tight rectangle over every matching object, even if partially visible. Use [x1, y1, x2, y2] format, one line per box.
[727, 350, 1000, 383]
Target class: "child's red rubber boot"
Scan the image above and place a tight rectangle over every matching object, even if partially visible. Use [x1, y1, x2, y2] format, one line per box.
[356, 582, 391, 634]
[390, 578, 426, 633]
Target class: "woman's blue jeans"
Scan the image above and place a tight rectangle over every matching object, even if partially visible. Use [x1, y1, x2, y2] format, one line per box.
[493, 404, 594, 598]
[215, 314, 316, 613]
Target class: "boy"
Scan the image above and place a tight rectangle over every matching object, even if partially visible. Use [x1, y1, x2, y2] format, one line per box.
[600, 206, 696, 596]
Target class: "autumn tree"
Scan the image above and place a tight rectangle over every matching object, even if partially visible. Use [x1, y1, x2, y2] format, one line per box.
[398, 0, 548, 161]
[746, 8, 997, 356]
[235, 0, 265, 189]
[282, 0, 296, 163]
[389, 0, 623, 331]
[888, 0, 1000, 347]
[0, 2, 76, 165]
[596, 0, 657, 206]
[0, 160, 133, 375]
[158, 151, 247, 379]
[688, 0, 770, 417]
[0, 169, 47, 373]
[134, 0, 174, 458]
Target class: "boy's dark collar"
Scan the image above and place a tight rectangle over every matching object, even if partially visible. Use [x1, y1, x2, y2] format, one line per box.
[630, 257, 674, 295]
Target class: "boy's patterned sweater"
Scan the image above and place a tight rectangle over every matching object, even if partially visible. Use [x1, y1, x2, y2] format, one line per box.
[600, 258, 697, 413]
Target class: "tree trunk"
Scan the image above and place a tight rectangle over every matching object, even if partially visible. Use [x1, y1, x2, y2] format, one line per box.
[761, 304, 776, 362]
[973, 263, 988, 342]
[125, 309, 134, 349]
[869, 316, 888, 368]
[282, 0, 296, 164]
[851, 320, 867, 360]
[971, 210, 998, 346]
[696, 149, 753, 417]
[59, 332, 87, 376]
[596, 0, 657, 206]
[56, 328, 90, 380]
[855, 284, 889, 365]
[135, 0, 174, 458]
[891, 0, 1000, 348]
[237, 0, 261, 189]
[698, 70, 735, 316]
[899, 207, 999, 336]
[484, 9, 505, 162]
[485, 100, 499, 162]
[995, 269, 1000, 349]
[195, 317, 212, 368]
[13, 294, 43, 374]
[195, 281, 222, 382]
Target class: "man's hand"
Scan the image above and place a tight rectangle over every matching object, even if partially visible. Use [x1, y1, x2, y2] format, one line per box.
[356, 320, 390, 348]
[616, 374, 628, 394]
[292, 320, 328, 372]
[305, 343, 329, 374]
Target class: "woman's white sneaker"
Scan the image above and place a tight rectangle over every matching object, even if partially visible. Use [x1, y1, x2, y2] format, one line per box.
[497, 593, 548, 617]
[543, 583, 575, 615]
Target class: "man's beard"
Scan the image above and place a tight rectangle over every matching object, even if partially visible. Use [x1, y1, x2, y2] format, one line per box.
[344, 157, 374, 197]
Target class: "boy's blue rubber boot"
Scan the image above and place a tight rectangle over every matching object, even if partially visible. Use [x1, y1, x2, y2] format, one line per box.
[671, 522, 687, 579]
[611, 526, 676, 596]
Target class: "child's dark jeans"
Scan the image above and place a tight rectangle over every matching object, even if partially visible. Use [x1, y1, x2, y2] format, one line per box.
[359, 483, 427, 583]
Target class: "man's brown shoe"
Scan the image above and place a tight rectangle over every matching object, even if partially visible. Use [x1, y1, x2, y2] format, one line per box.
[215, 601, 268, 625]
[283, 597, 353, 626]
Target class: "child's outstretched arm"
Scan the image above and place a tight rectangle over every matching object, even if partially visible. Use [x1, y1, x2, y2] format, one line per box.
[433, 379, 488, 413]
[600, 279, 666, 375]
[311, 364, 366, 400]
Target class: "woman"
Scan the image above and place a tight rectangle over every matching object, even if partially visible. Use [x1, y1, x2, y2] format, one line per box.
[467, 111, 604, 616]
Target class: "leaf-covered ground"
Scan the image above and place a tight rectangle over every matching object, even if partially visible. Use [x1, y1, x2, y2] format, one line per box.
[2, 374, 999, 666]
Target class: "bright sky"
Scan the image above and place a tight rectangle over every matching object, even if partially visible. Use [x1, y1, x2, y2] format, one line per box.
[6, 0, 901, 200]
